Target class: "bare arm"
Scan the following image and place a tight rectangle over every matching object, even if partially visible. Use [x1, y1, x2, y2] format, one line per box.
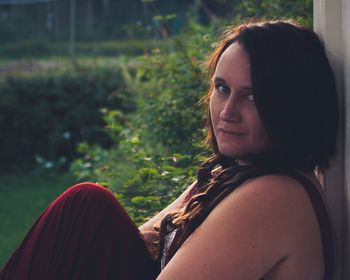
[156, 175, 322, 279]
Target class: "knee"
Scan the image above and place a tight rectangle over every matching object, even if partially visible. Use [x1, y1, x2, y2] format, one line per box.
[67, 182, 113, 197]
[53, 182, 120, 210]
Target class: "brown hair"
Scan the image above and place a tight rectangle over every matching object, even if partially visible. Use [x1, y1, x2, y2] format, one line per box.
[157, 19, 339, 261]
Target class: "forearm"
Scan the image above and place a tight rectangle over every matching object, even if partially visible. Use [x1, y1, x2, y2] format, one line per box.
[139, 181, 197, 233]
[138, 182, 196, 259]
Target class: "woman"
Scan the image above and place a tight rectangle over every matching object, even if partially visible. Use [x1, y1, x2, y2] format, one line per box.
[1, 20, 338, 280]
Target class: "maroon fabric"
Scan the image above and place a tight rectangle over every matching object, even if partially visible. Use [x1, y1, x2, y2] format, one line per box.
[0, 183, 160, 280]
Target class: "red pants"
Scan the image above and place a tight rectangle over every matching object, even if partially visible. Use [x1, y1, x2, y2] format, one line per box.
[0, 183, 160, 280]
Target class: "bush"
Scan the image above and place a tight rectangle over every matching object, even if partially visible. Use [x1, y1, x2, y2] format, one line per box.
[236, 0, 313, 28]
[71, 21, 214, 222]
[71, 130, 199, 224]
[0, 39, 162, 59]
[75, 40, 161, 57]
[0, 61, 135, 172]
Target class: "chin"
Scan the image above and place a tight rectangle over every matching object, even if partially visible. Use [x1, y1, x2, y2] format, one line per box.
[218, 148, 247, 159]
[217, 141, 270, 160]
[217, 145, 260, 163]
[217, 143, 242, 156]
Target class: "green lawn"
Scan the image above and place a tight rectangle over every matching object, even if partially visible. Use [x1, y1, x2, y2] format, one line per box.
[0, 172, 77, 268]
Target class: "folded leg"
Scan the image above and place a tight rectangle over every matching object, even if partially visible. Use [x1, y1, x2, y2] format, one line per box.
[0, 182, 160, 280]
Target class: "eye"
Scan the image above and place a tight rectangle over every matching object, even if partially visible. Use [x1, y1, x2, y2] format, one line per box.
[242, 89, 254, 102]
[246, 93, 255, 102]
[214, 83, 230, 95]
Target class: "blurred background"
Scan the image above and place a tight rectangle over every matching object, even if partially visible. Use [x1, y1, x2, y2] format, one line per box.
[0, 0, 312, 267]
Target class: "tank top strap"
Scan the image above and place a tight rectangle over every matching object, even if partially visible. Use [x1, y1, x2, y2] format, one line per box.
[286, 170, 334, 280]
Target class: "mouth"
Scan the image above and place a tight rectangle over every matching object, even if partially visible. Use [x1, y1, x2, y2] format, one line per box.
[218, 128, 245, 136]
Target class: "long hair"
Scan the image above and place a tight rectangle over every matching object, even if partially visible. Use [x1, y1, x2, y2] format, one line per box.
[157, 19, 339, 260]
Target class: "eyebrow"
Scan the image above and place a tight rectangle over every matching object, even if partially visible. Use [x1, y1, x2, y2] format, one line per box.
[212, 77, 226, 84]
[212, 76, 253, 91]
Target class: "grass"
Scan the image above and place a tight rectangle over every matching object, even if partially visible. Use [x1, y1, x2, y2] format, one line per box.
[0, 171, 77, 268]
[0, 56, 125, 80]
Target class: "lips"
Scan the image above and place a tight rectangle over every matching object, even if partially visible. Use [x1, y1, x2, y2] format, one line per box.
[218, 128, 245, 136]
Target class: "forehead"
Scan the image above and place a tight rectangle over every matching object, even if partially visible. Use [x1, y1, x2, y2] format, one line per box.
[214, 43, 251, 86]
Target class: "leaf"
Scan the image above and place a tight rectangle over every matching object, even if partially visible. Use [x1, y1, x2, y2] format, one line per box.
[165, 14, 176, 20]
[130, 136, 140, 144]
[153, 15, 164, 21]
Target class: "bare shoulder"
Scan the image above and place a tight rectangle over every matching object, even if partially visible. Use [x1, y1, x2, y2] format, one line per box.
[232, 173, 316, 211]
[214, 173, 317, 222]
[157, 174, 323, 280]
[227, 173, 323, 245]
[206, 173, 319, 250]
[237, 173, 312, 197]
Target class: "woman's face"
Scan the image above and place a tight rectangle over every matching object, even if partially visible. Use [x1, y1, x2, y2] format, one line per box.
[210, 43, 272, 164]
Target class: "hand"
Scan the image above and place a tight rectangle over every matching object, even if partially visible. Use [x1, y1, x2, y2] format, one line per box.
[140, 229, 160, 260]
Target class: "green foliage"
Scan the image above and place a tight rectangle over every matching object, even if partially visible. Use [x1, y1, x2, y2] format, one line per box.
[153, 14, 177, 21]
[127, 21, 220, 153]
[130, 52, 205, 153]
[0, 39, 161, 59]
[75, 40, 161, 57]
[71, 21, 217, 222]
[71, 121, 198, 225]
[0, 61, 135, 172]
[236, 0, 313, 27]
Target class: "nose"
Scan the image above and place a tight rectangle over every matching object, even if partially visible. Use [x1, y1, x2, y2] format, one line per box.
[219, 96, 241, 122]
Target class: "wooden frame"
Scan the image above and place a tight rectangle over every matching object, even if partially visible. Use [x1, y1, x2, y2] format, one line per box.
[314, 0, 350, 278]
